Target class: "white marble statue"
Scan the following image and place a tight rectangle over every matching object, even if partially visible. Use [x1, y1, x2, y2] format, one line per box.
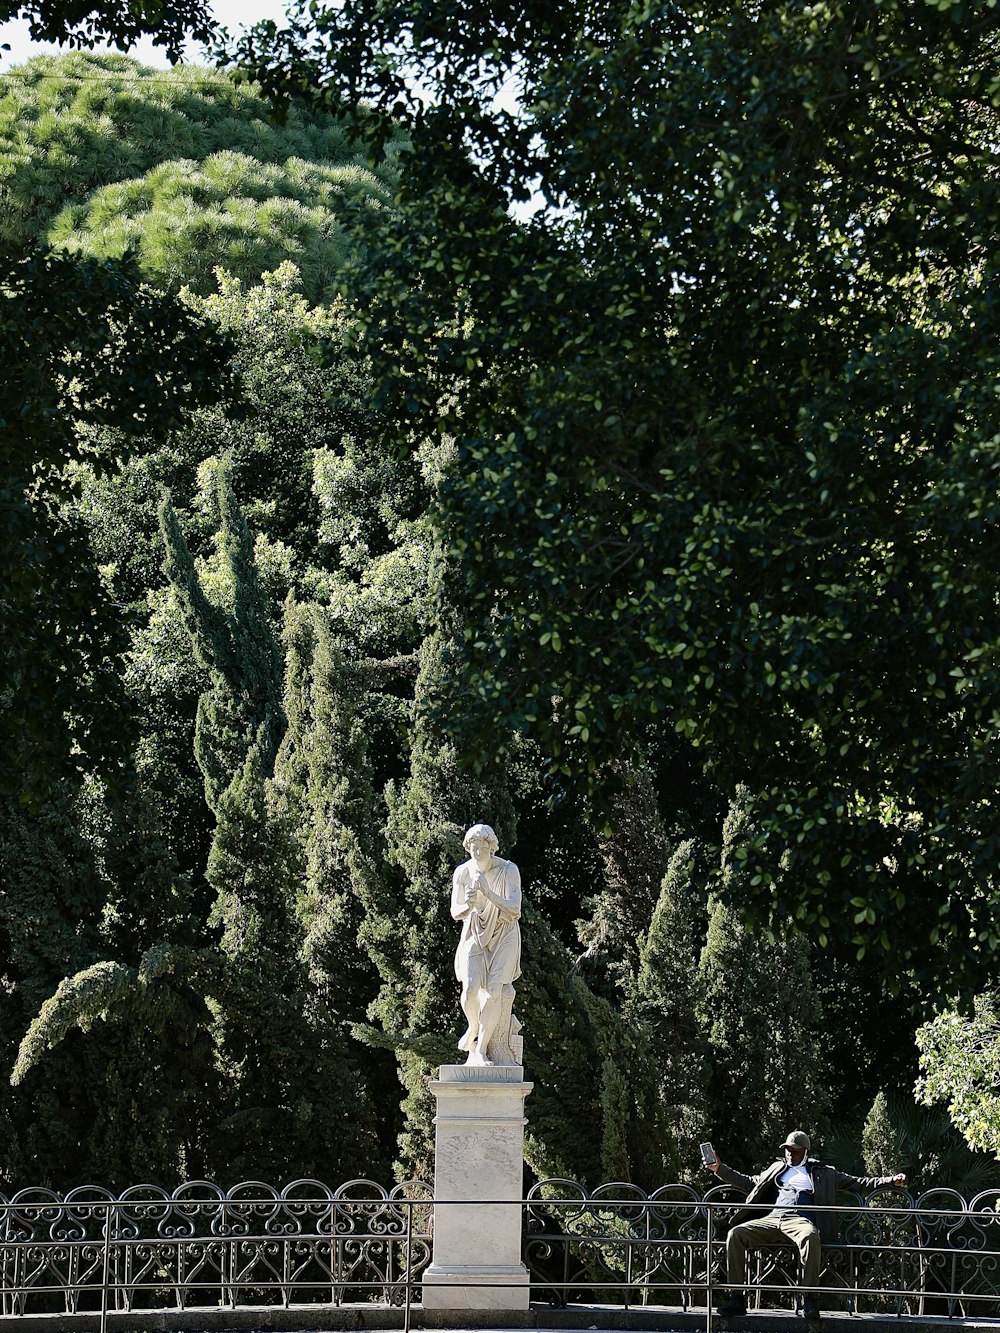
[451, 824, 522, 1066]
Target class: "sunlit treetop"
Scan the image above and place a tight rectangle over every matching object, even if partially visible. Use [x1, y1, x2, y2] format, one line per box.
[0, 52, 398, 265]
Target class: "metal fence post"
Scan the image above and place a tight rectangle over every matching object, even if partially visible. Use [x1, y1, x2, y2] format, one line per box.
[706, 1201, 714, 1333]
[334, 1205, 344, 1306]
[99, 1201, 112, 1333]
[404, 1198, 413, 1333]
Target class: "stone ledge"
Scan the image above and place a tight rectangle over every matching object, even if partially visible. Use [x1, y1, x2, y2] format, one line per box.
[0, 1305, 997, 1333]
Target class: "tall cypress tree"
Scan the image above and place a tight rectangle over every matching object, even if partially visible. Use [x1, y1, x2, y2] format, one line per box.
[160, 466, 375, 1180]
[273, 599, 392, 1174]
[369, 631, 516, 1180]
[862, 1091, 905, 1178]
[516, 901, 676, 1187]
[578, 749, 673, 996]
[276, 602, 384, 1014]
[697, 790, 829, 1166]
[629, 839, 711, 1180]
[159, 463, 283, 817]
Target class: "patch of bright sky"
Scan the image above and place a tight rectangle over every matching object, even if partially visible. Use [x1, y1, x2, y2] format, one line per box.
[0, 0, 289, 72]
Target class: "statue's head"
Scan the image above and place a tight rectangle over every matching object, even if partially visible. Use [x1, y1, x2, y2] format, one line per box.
[463, 823, 499, 854]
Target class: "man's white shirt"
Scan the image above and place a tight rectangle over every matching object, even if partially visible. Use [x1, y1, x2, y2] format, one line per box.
[779, 1163, 813, 1193]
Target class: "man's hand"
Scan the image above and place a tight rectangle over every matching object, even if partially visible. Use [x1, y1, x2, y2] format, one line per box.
[706, 1159, 721, 1173]
[891, 1173, 907, 1186]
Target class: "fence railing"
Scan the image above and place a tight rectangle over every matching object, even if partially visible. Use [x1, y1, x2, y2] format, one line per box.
[0, 1177, 998, 1330]
[0, 1179, 433, 1327]
[524, 1179, 1000, 1322]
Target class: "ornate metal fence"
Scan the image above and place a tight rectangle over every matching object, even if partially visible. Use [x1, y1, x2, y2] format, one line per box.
[523, 1179, 1000, 1319]
[1, 1177, 998, 1329]
[0, 1179, 432, 1322]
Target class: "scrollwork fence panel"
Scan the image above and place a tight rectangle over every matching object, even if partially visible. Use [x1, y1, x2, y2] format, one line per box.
[524, 1178, 1000, 1319]
[1, 1177, 998, 1321]
[0, 1179, 433, 1316]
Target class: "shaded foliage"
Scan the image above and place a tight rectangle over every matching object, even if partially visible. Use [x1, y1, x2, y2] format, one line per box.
[228, 0, 1000, 998]
[3, 8, 977, 1195]
[1, 246, 228, 801]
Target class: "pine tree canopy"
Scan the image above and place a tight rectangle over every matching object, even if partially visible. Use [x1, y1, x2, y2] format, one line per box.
[1, 54, 395, 300]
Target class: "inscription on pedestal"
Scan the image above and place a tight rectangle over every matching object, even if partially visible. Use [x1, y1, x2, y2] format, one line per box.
[435, 1063, 525, 1083]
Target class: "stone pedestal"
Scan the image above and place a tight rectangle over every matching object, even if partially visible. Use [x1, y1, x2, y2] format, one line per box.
[421, 1064, 533, 1310]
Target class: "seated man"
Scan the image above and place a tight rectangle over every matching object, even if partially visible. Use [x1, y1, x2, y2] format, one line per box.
[706, 1130, 906, 1320]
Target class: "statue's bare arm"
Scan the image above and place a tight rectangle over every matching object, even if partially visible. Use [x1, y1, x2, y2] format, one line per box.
[477, 863, 521, 920]
[451, 869, 475, 921]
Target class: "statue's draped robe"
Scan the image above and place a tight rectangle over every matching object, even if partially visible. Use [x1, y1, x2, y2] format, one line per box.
[451, 856, 522, 988]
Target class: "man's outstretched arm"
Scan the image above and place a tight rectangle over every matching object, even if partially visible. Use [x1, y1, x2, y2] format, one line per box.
[835, 1169, 907, 1190]
[705, 1156, 755, 1192]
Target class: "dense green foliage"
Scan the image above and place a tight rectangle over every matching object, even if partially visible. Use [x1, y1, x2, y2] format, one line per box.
[0, 243, 809, 1189]
[916, 994, 1000, 1161]
[229, 0, 1000, 998]
[2, 32, 995, 1196]
[0, 51, 390, 795]
[1, 244, 228, 799]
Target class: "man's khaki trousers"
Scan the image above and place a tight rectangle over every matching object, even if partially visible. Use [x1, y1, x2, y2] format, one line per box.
[726, 1212, 821, 1294]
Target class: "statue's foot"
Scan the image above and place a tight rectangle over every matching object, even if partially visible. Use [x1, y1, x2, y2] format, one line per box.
[465, 1052, 494, 1066]
[458, 1027, 477, 1052]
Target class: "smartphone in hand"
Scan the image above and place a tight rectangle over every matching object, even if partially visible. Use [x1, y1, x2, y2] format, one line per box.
[700, 1141, 718, 1167]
